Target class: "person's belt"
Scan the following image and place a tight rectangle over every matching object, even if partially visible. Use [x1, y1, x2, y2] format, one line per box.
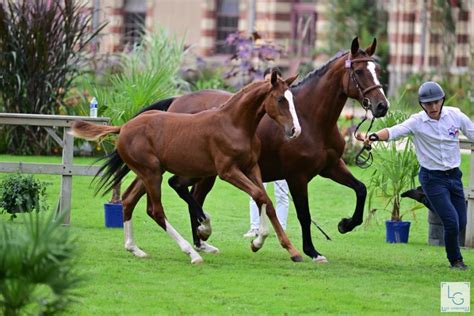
[421, 166, 459, 175]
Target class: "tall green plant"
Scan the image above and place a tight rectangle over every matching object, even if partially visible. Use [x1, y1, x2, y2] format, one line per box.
[87, 29, 186, 126]
[0, 0, 105, 154]
[86, 28, 186, 202]
[366, 111, 423, 222]
[0, 212, 81, 315]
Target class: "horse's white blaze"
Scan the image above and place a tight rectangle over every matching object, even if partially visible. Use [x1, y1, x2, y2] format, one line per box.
[165, 220, 203, 264]
[252, 203, 269, 249]
[124, 220, 147, 257]
[367, 62, 389, 107]
[284, 89, 302, 138]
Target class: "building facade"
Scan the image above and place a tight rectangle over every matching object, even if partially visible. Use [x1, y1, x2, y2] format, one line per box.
[87, 0, 472, 95]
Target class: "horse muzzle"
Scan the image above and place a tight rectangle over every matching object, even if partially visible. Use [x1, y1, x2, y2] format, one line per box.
[286, 125, 302, 140]
[366, 98, 389, 118]
[372, 100, 389, 118]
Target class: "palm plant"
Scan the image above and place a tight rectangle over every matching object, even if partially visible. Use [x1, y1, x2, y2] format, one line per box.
[0, 212, 81, 315]
[85, 28, 187, 202]
[366, 110, 424, 222]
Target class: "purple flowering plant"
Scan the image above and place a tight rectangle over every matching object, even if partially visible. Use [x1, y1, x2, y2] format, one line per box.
[224, 32, 285, 88]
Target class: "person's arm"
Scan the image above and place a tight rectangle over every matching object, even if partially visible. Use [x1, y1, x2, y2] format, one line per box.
[459, 111, 474, 141]
[363, 128, 389, 147]
[364, 114, 418, 146]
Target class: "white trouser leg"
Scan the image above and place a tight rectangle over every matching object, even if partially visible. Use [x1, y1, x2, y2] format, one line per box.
[249, 183, 267, 229]
[274, 180, 289, 230]
[252, 204, 270, 249]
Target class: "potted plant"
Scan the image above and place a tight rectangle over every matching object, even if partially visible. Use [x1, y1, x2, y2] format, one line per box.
[0, 174, 47, 219]
[366, 111, 424, 243]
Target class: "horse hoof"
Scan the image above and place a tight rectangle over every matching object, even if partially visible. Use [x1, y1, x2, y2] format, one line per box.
[250, 241, 261, 252]
[197, 225, 211, 241]
[312, 255, 328, 264]
[191, 257, 204, 264]
[338, 218, 352, 234]
[126, 246, 148, 258]
[291, 255, 304, 262]
[194, 241, 220, 254]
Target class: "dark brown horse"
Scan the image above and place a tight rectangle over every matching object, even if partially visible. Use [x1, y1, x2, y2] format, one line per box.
[119, 37, 389, 263]
[71, 71, 303, 264]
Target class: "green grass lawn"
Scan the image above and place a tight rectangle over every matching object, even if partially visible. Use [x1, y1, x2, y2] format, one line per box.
[0, 154, 472, 315]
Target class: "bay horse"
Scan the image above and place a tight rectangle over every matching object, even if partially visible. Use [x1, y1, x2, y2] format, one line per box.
[71, 71, 303, 264]
[119, 37, 389, 263]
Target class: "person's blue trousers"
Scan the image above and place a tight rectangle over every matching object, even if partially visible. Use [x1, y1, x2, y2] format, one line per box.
[419, 167, 467, 264]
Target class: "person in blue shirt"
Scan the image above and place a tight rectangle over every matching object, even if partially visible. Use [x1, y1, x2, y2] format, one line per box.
[365, 81, 474, 270]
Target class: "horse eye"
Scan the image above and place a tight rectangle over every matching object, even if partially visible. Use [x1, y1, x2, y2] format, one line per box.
[277, 96, 285, 103]
[355, 69, 363, 75]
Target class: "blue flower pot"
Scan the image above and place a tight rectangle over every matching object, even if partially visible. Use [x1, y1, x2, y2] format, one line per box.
[104, 203, 123, 228]
[385, 220, 410, 243]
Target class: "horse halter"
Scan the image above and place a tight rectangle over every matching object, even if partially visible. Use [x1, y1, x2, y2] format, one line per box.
[344, 55, 382, 169]
[344, 56, 382, 111]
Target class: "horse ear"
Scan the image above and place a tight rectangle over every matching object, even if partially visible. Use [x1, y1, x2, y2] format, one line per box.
[365, 38, 377, 56]
[350, 37, 359, 56]
[285, 74, 298, 86]
[271, 69, 278, 86]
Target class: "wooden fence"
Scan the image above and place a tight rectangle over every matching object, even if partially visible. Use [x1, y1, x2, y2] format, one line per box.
[0, 113, 109, 225]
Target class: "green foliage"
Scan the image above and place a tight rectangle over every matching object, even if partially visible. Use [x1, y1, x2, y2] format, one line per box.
[0, 174, 48, 219]
[366, 111, 423, 222]
[395, 73, 474, 118]
[325, 0, 389, 84]
[85, 29, 186, 127]
[0, 0, 105, 155]
[0, 212, 81, 315]
[190, 68, 234, 92]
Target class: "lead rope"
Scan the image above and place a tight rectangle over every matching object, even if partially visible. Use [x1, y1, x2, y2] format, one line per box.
[353, 112, 376, 169]
[273, 181, 332, 241]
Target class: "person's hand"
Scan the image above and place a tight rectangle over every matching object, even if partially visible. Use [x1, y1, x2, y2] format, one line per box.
[364, 133, 379, 148]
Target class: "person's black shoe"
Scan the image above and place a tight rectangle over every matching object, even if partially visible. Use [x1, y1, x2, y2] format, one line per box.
[401, 186, 426, 204]
[450, 260, 469, 270]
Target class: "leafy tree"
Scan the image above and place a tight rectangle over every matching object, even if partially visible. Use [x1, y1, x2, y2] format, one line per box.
[325, 0, 389, 84]
[0, 0, 105, 154]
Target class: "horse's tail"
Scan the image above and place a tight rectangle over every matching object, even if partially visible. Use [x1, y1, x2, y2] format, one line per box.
[70, 121, 121, 141]
[135, 97, 175, 116]
[93, 150, 130, 195]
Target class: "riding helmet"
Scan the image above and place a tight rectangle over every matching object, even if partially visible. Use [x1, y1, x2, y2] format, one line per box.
[418, 81, 445, 103]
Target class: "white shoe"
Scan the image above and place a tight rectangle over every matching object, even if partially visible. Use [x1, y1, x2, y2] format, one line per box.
[243, 228, 259, 238]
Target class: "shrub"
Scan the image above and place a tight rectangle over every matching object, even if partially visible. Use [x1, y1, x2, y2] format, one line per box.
[0, 212, 81, 315]
[86, 28, 186, 126]
[0, 174, 48, 219]
[224, 32, 285, 88]
[0, 0, 105, 154]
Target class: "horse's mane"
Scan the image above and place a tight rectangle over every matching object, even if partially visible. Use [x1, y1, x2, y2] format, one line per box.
[291, 50, 349, 89]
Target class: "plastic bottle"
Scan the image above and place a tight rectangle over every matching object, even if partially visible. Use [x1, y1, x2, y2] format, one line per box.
[89, 97, 98, 118]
